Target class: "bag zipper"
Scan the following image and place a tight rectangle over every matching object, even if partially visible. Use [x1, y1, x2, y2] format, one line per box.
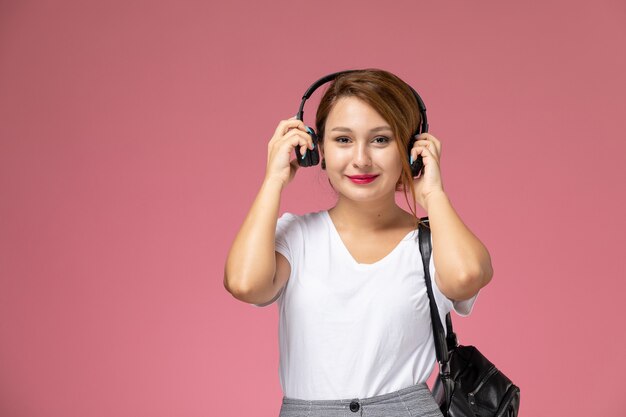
[469, 365, 498, 396]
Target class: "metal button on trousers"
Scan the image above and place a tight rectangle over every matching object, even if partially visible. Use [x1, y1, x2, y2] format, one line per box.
[349, 399, 360, 412]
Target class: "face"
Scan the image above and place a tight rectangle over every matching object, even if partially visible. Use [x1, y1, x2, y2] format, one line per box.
[320, 96, 403, 204]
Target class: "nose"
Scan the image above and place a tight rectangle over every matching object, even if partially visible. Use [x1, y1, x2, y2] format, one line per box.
[352, 142, 372, 168]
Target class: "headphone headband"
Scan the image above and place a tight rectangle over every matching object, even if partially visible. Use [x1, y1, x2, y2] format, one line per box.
[296, 69, 428, 134]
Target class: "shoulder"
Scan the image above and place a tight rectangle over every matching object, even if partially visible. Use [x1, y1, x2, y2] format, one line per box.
[278, 210, 327, 228]
[275, 211, 327, 253]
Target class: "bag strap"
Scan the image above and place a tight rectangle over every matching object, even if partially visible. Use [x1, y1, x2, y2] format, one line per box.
[418, 217, 455, 405]
[445, 313, 457, 351]
[417, 217, 449, 363]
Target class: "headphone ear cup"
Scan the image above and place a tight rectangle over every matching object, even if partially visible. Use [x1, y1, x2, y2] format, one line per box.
[296, 126, 320, 167]
[410, 155, 424, 177]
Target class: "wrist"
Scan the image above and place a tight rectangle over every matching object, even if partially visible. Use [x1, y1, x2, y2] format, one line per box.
[262, 176, 287, 192]
[424, 189, 447, 212]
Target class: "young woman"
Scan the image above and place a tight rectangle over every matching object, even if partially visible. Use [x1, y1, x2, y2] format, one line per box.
[224, 69, 493, 417]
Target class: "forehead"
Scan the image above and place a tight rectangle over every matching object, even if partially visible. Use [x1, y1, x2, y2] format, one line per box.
[326, 96, 388, 127]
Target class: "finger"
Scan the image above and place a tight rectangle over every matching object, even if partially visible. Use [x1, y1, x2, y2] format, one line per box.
[412, 140, 432, 153]
[421, 144, 441, 165]
[275, 118, 308, 136]
[414, 133, 439, 143]
[410, 145, 422, 165]
[269, 121, 309, 148]
[411, 144, 438, 164]
[413, 139, 440, 158]
[410, 141, 427, 161]
[283, 129, 315, 151]
[286, 122, 311, 135]
[414, 134, 441, 152]
[280, 132, 313, 159]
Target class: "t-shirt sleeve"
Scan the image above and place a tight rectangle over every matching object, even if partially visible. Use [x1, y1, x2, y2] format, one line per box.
[274, 212, 298, 266]
[251, 212, 299, 308]
[429, 234, 480, 318]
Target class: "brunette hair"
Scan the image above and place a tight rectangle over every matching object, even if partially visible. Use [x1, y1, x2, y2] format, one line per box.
[315, 68, 424, 224]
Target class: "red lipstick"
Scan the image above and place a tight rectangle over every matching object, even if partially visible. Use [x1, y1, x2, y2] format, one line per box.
[347, 175, 379, 184]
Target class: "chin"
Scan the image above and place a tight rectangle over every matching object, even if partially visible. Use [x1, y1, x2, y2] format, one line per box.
[334, 182, 395, 202]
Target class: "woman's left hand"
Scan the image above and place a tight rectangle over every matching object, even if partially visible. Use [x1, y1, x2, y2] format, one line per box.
[410, 133, 444, 211]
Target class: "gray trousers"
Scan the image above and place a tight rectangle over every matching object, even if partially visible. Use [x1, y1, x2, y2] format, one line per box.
[278, 383, 444, 417]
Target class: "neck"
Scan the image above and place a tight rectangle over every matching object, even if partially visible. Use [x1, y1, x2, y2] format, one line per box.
[328, 192, 407, 232]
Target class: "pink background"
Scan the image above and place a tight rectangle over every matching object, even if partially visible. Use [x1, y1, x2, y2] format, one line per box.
[1, 1, 625, 416]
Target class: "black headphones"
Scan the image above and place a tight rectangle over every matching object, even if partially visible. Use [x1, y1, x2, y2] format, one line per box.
[295, 69, 429, 177]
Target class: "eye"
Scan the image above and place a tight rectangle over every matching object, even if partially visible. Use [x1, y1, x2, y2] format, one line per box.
[373, 136, 390, 144]
[335, 137, 351, 144]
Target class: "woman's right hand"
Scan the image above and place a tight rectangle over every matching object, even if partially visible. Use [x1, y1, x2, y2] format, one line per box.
[265, 117, 315, 189]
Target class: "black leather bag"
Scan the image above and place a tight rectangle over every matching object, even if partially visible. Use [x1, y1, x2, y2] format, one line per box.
[418, 217, 520, 417]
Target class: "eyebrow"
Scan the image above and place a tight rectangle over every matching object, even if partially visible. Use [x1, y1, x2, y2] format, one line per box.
[330, 126, 392, 133]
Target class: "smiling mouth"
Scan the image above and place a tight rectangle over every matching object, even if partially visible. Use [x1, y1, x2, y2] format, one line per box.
[347, 175, 379, 179]
[347, 175, 379, 184]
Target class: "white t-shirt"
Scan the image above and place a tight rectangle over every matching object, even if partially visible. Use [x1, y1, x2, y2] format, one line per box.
[252, 210, 479, 401]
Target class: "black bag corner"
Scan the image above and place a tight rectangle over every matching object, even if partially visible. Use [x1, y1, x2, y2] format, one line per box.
[417, 217, 520, 417]
[431, 344, 521, 417]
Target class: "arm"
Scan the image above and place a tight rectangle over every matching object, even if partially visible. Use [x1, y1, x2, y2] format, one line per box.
[425, 190, 493, 301]
[223, 178, 287, 303]
[223, 117, 313, 304]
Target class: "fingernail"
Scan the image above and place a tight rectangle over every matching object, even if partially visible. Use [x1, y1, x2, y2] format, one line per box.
[410, 155, 414, 165]
[301, 149, 307, 159]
